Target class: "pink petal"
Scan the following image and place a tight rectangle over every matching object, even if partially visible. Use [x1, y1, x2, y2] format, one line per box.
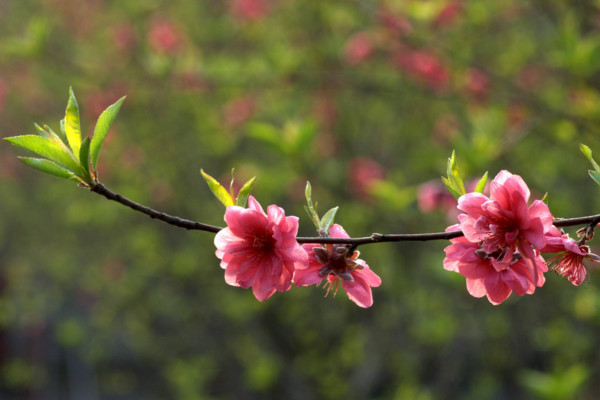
[522, 217, 546, 249]
[457, 193, 488, 218]
[483, 273, 512, 305]
[355, 266, 382, 287]
[501, 267, 531, 296]
[252, 284, 276, 302]
[267, 204, 285, 226]
[329, 224, 350, 239]
[511, 190, 530, 229]
[528, 200, 553, 231]
[466, 278, 487, 298]
[503, 174, 531, 204]
[343, 278, 373, 308]
[247, 195, 265, 215]
[292, 267, 323, 286]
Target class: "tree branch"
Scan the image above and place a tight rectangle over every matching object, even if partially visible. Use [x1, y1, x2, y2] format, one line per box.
[89, 182, 600, 245]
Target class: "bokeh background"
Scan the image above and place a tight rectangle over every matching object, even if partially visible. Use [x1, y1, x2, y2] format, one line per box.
[2, 0, 600, 399]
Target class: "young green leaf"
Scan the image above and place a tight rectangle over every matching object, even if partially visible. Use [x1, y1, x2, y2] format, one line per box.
[446, 151, 466, 196]
[4, 135, 82, 175]
[319, 206, 339, 233]
[304, 181, 320, 227]
[441, 176, 462, 200]
[474, 171, 488, 194]
[589, 170, 600, 187]
[201, 169, 235, 207]
[236, 176, 256, 208]
[580, 144, 600, 172]
[34, 123, 52, 139]
[17, 157, 75, 180]
[79, 137, 92, 183]
[90, 96, 126, 172]
[64, 87, 82, 155]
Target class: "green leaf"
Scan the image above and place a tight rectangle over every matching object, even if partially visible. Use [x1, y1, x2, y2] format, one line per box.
[79, 136, 92, 182]
[441, 176, 462, 200]
[91, 96, 125, 171]
[64, 87, 82, 156]
[33, 123, 52, 139]
[319, 206, 339, 233]
[447, 151, 466, 196]
[201, 169, 234, 207]
[4, 135, 82, 175]
[304, 181, 320, 227]
[589, 170, 600, 187]
[17, 157, 75, 180]
[247, 123, 284, 153]
[580, 143, 600, 172]
[236, 176, 256, 208]
[474, 171, 488, 194]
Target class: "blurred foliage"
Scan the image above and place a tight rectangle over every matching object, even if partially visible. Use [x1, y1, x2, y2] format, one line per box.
[2, 0, 600, 399]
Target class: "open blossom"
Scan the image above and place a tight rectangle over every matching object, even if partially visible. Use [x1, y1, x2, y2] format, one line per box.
[293, 224, 381, 308]
[444, 225, 547, 305]
[457, 170, 553, 285]
[214, 196, 308, 301]
[542, 226, 600, 286]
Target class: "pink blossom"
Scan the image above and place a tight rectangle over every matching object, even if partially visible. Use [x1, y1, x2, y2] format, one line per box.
[294, 224, 382, 308]
[377, 10, 413, 36]
[215, 196, 308, 301]
[343, 32, 374, 65]
[147, 18, 182, 55]
[542, 226, 599, 286]
[348, 157, 385, 200]
[457, 170, 553, 285]
[444, 225, 547, 305]
[465, 68, 490, 102]
[223, 96, 256, 128]
[418, 180, 459, 213]
[433, 1, 463, 28]
[392, 49, 450, 92]
[230, 0, 269, 22]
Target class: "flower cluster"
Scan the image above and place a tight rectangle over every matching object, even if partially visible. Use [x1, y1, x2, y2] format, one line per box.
[444, 171, 599, 305]
[214, 196, 381, 307]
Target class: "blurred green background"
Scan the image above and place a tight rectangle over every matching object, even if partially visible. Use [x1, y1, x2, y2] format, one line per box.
[2, 0, 600, 399]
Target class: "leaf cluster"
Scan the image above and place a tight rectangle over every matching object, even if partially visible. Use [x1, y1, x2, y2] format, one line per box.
[4, 88, 124, 186]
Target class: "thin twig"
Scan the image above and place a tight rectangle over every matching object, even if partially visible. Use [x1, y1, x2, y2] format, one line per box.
[89, 182, 600, 245]
[90, 183, 222, 233]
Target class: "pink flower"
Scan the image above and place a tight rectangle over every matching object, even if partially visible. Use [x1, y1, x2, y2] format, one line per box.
[343, 32, 374, 65]
[223, 96, 256, 128]
[444, 225, 547, 305]
[465, 68, 490, 102]
[294, 224, 382, 308]
[433, 1, 463, 28]
[147, 18, 182, 55]
[392, 49, 450, 92]
[542, 226, 600, 286]
[348, 157, 385, 200]
[230, 0, 269, 22]
[457, 170, 553, 285]
[215, 196, 308, 301]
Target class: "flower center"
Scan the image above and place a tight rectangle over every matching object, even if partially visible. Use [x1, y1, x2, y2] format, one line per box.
[312, 244, 364, 283]
[252, 229, 275, 252]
